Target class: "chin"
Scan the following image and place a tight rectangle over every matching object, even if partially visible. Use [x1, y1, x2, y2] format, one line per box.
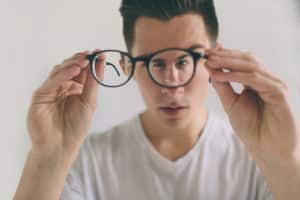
[156, 107, 191, 128]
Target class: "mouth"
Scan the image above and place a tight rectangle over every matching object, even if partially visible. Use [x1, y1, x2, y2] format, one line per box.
[159, 105, 188, 116]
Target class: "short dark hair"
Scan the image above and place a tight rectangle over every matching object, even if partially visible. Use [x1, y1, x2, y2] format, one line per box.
[119, 0, 219, 52]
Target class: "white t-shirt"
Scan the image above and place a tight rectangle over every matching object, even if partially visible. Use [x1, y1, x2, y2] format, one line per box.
[61, 112, 273, 200]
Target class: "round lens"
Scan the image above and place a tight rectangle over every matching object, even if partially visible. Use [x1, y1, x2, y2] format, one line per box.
[148, 49, 194, 87]
[91, 51, 133, 87]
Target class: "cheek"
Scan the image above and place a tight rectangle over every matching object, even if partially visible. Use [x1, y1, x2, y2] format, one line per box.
[135, 68, 160, 106]
[186, 63, 210, 101]
[193, 62, 210, 85]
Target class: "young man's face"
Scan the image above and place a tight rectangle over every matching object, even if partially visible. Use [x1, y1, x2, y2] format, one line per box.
[131, 13, 212, 127]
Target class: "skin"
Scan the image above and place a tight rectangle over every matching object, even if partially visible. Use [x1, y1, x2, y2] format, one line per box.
[132, 14, 210, 160]
[14, 12, 300, 200]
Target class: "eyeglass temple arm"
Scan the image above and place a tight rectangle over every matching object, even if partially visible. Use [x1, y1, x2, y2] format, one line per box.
[86, 55, 121, 77]
[106, 62, 121, 77]
[197, 52, 208, 59]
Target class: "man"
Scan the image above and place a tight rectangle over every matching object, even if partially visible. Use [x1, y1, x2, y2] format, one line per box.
[14, 0, 300, 200]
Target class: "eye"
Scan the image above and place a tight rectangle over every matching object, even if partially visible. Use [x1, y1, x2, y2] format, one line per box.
[176, 59, 190, 69]
[152, 62, 166, 70]
[178, 59, 188, 65]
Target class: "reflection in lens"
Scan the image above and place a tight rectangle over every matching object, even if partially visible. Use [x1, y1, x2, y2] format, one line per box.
[149, 49, 194, 87]
[92, 51, 133, 87]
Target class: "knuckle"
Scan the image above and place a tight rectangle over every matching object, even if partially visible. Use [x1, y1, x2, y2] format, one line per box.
[62, 58, 69, 63]
[244, 51, 254, 58]
[276, 84, 288, 97]
[278, 80, 289, 93]
[53, 64, 61, 70]
[271, 80, 289, 100]
[250, 71, 259, 81]
[49, 65, 62, 77]
[244, 52, 259, 62]
[31, 87, 46, 102]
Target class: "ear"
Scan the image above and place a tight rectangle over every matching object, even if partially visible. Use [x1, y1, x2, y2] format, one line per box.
[119, 59, 126, 73]
[119, 58, 132, 77]
[119, 58, 128, 75]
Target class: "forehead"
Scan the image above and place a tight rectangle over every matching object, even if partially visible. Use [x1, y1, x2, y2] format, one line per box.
[132, 13, 210, 57]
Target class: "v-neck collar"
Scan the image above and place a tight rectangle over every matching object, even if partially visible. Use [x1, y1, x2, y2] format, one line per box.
[132, 111, 212, 172]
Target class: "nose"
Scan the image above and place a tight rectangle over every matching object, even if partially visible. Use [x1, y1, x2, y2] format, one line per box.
[163, 64, 180, 84]
[160, 86, 185, 97]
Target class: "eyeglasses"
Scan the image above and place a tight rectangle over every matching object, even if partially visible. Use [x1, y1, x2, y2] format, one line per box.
[86, 47, 208, 88]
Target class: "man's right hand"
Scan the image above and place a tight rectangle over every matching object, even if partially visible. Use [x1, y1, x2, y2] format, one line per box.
[14, 50, 106, 200]
[27, 50, 105, 157]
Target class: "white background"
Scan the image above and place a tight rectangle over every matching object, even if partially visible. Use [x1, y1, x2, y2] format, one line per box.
[0, 0, 299, 199]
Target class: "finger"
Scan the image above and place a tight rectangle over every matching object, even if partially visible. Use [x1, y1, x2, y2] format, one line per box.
[80, 50, 106, 109]
[206, 63, 239, 114]
[71, 49, 102, 85]
[44, 65, 82, 91]
[42, 57, 89, 93]
[62, 50, 90, 63]
[206, 48, 282, 80]
[206, 54, 259, 73]
[212, 79, 239, 114]
[210, 70, 288, 99]
[50, 52, 91, 81]
[207, 48, 254, 62]
[63, 52, 90, 69]
[49, 59, 86, 79]
[205, 54, 283, 84]
[72, 48, 103, 85]
[50, 51, 91, 75]
[64, 80, 84, 96]
[72, 68, 88, 85]
[52, 80, 84, 102]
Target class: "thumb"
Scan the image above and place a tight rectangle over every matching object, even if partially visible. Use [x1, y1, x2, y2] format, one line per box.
[212, 79, 239, 114]
[81, 51, 106, 110]
[209, 42, 239, 114]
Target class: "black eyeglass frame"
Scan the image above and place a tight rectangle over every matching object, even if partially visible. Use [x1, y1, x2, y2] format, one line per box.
[86, 47, 208, 88]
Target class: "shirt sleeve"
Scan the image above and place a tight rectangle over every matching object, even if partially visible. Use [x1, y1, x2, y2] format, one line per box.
[59, 139, 88, 200]
[255, 166, 274, 200]
[60, 167, 84, 200]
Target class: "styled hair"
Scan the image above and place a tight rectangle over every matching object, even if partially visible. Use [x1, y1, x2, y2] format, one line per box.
[119, 0, 219, 52]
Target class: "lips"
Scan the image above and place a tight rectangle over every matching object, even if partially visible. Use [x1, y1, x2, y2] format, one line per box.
[160, 106, 186, 110]
[159, 104, 188, 116]
[159, 102, 187, 109]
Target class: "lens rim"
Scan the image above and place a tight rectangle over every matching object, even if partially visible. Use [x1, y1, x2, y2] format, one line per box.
[86, 48, 207, 88]
[146, 49, 196, 88]
[87, 49, 135, 88]
[133, 48, 207, 88]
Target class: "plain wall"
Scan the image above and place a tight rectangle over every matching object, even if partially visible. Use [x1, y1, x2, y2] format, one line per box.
[1, 0, 299, 199]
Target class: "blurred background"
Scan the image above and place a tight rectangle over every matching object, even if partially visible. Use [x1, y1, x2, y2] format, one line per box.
[0, 0, 299, 199]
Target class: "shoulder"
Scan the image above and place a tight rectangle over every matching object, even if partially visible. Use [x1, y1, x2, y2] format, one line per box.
[209, 111, 251, 150]
[76, 115, 140, 162]
[205, 111, 257, 170]
[205, 111, 241, 149]
[207, 112, 272, 198]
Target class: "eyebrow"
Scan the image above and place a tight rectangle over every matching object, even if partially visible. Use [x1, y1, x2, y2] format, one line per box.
[151, 54, 189, 63]
[135, 43, 206, 59]
[189, 43, 206, 50]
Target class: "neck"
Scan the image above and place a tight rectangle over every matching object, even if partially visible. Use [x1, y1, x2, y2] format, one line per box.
[140, 108, 208, 161]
